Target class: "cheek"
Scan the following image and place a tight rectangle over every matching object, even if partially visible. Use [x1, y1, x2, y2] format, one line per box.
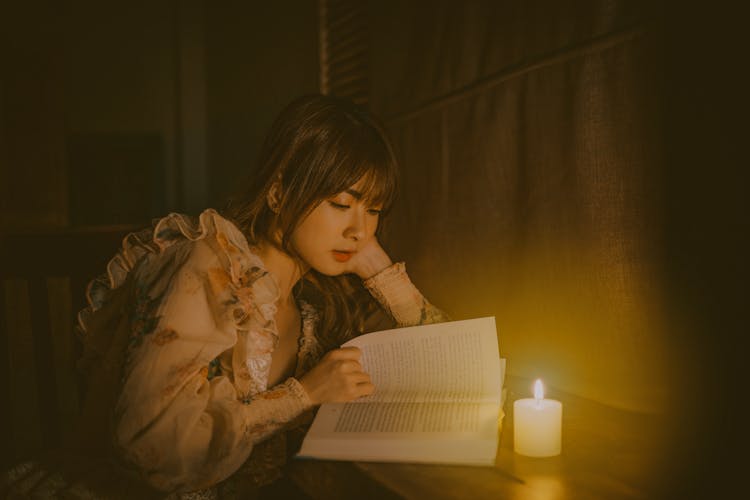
[368, 217, 380, 237]
[290, 212, 332, 254]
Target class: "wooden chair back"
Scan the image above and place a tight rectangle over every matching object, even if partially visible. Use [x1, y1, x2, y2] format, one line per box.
[0, 226, 136, 468]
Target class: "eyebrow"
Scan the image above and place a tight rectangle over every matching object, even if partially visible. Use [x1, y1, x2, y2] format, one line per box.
[345, 188, 363, 200]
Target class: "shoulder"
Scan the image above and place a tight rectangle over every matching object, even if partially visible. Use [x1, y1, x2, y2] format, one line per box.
[152, 210, 277, 302]
[145, 209, 262, 274]
[152, 209, 251, 259]
[81, 210, 274, 327]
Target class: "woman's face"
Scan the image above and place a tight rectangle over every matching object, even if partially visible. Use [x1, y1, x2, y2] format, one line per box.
[290, 178, 382, 276]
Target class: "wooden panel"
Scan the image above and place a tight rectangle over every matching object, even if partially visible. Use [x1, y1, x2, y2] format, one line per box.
[289, 460, 403, 500]
[27, 277, 59, 448]
[48, 276, 79, 447]
[3, 279, 43, 462]
[0, 228, 133, 279]
[0, 227, 136, 466]
[0, 282, 11, 469]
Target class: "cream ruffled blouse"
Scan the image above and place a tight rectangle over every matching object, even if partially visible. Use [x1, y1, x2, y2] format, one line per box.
[6, 209, 446, 496]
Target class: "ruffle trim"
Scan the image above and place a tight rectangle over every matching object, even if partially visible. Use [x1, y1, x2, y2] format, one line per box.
[76, 209, 280, 397]
[295, 300, 321, 376]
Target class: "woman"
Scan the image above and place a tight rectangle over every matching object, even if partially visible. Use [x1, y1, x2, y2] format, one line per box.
[3, 95, 447, 498]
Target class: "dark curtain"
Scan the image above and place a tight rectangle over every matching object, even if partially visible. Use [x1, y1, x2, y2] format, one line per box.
[368, 1, 747, 494]
[370, 0, 668, 414]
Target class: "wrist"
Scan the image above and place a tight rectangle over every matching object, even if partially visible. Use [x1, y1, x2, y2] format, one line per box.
[357, 253, 393, 280]
[298, 376, 320, 405]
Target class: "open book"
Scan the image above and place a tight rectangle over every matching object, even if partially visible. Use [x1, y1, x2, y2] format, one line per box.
[297, 317, 505, 465]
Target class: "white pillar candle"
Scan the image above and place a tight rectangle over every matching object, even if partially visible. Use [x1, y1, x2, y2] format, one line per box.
[513, 379, 562, 457]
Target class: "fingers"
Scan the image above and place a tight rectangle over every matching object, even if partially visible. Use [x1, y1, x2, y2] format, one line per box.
[326, 347, 361, 361]
[339, 378, 374, 401]
[348, 371, 371, 384]
[354, 381, 375, 398]
[300, 346, 374, 404]
[333, 359, 365, 375]
[342, 371, 374, 399]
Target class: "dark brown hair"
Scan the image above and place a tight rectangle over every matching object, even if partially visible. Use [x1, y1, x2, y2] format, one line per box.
[225, 94, 399, 348]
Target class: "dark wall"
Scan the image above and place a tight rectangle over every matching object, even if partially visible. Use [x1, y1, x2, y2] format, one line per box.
[369, 0, 668, 413]
[1, 2, 68, 227]
[0, 0, 318, 468]
[1, 1, 179, 228]
[206, 1, 319, 207]
[656, 2, 747, 497]
[0, 0, 319, 230]
[366, 1, 747, 496]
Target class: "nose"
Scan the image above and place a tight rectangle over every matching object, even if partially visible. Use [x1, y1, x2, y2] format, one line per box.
[344, 208, 368, 241]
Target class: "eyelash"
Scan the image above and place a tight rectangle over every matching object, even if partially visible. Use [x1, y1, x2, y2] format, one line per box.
[328, 201, 381, 216]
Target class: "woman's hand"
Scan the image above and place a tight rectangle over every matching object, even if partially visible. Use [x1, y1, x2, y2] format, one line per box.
[299, 347, 374, 405]
[346, 236, 393, 280]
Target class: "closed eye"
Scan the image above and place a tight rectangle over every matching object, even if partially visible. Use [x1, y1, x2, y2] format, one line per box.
[328, 201, 350, 210]
[367, 208, 382, 216]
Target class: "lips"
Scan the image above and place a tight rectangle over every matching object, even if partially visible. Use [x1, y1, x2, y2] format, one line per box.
[332, 250, 354, 262]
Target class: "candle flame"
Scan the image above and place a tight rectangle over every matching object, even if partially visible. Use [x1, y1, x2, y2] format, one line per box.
[534, 379, 544, 401]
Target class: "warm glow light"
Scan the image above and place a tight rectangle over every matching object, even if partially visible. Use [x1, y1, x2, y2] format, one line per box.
[534, 379, 544, 401]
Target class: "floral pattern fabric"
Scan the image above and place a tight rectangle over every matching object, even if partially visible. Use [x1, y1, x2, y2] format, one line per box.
[2, 209, 446, 498]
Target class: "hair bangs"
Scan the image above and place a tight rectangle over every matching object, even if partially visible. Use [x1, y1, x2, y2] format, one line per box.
[322, 125, 398, 212]
[353, 161, 397, 211]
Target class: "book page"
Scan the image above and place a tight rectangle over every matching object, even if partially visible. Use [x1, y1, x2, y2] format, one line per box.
[334, 402, 490, 433]
[297, 317, 505, 465]
[297, 401, 502, 464]
[344, 317, 501, 403]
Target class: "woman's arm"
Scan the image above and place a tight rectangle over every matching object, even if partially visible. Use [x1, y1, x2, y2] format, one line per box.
[347, 237, 449, 327]
[116, 376, 311, 493]
[362, 262, 450, 326]
[112, 241, 312, 493]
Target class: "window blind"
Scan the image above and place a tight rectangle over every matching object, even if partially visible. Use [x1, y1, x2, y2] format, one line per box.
[318, 0, 369, 106]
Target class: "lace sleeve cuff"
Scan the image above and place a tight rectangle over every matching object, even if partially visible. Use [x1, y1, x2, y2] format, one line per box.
[363, 262, 427, 326]
[284, 377, 314, 409]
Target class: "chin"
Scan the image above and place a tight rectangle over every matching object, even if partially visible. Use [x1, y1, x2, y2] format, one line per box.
[311, 266, 346, 277]
[307, 259, 347, 277]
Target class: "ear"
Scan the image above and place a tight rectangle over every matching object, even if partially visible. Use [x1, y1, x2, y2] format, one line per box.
[266, 181, 282, 213]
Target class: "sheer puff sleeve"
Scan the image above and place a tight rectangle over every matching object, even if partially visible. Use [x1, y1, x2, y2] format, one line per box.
[363, 262, 450, 326]
[82, 210, 313, 493]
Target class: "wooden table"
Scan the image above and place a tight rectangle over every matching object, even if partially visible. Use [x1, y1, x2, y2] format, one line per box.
[287, 376, 671, 499]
